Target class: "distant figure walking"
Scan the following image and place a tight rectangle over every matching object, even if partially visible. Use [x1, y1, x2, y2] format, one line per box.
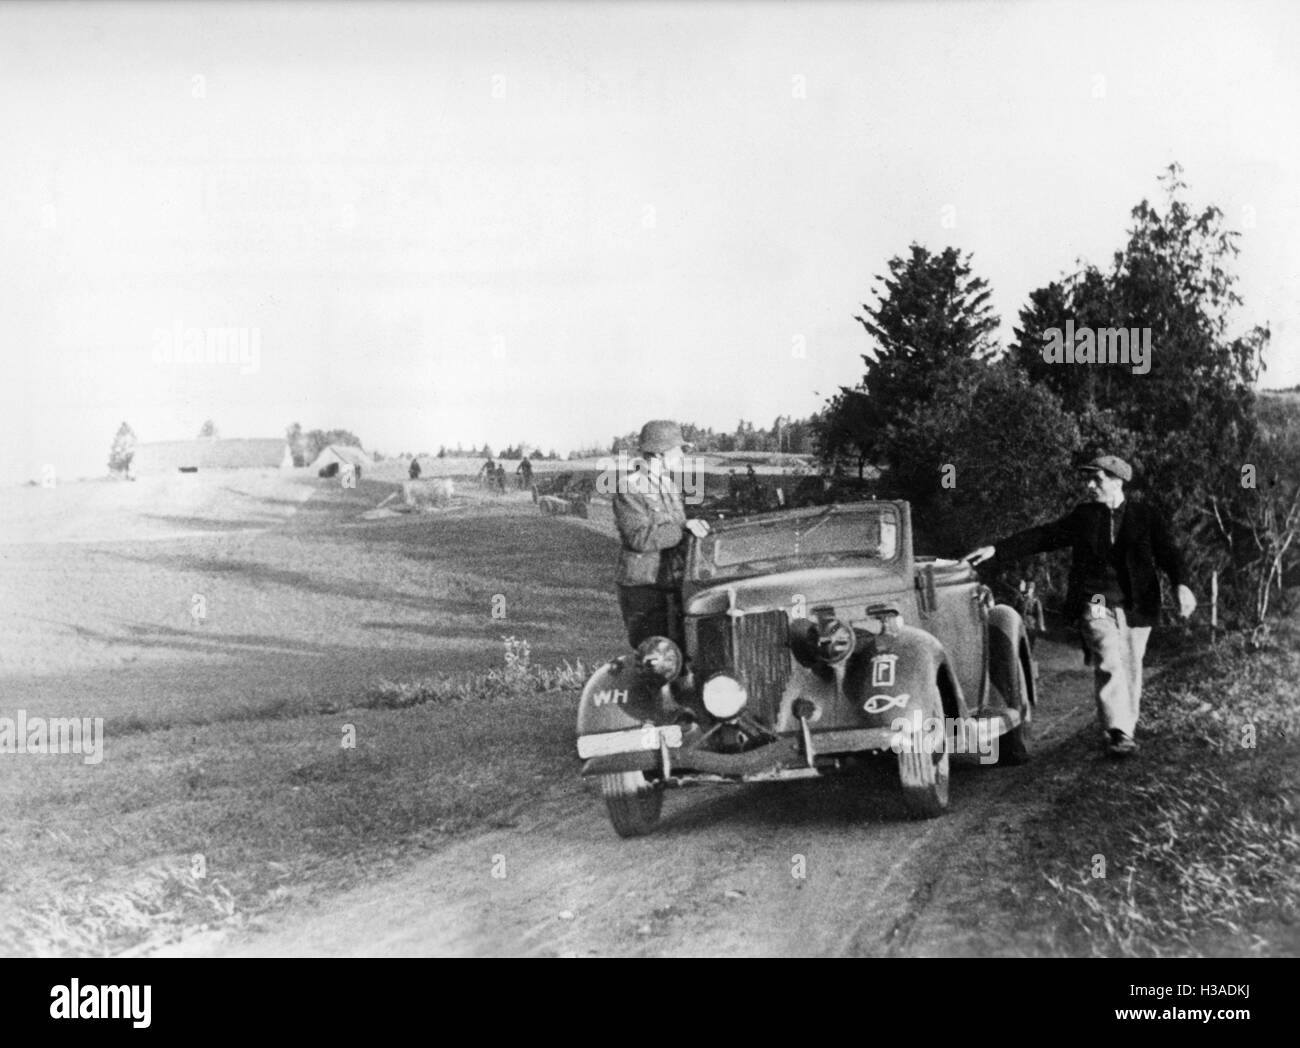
[409, 457, 421, 480]
[495, 463, 508, 494]
[478, 456, 496, 491]
[745, 464, 761, 511]
[1015, 580, 1047, 649]
[516, 457, 534, 490]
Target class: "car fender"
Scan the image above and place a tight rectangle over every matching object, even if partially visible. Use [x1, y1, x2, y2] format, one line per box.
[987, 604, 1036, 709]
[575, 656, 666, 737]
[845, 624, 966, 726]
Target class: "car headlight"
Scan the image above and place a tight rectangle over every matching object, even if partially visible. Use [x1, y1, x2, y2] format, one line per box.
[702, 673, 747, 719]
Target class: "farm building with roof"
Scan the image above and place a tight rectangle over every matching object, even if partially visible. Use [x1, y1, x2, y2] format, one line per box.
[132, 438, 293, 474]
[308, 445, 372, 473]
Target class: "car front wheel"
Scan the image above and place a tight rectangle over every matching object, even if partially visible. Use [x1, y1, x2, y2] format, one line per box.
[897, 716, 950, 818]
[600, 771, 663, 837]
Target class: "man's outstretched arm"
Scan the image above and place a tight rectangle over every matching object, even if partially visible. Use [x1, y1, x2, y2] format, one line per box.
[963, 507, 1080, 566]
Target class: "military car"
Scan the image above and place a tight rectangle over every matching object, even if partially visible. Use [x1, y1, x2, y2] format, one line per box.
[575, 500, 1035, 836]
[531, 471, 596, 517]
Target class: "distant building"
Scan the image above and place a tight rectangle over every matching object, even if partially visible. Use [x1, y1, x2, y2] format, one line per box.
[131, 438, 293, 474]
[308, 444, 372, 474]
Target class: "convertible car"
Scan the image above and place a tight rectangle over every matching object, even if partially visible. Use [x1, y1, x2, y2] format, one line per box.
[575, 500, 1036, 836]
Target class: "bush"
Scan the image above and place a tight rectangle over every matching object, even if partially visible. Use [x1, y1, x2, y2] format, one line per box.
[883, 360, 1083, 558]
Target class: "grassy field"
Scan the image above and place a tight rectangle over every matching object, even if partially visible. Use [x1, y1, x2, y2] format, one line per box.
[0, 674, 595, 956]
[0, 473, 622, 955]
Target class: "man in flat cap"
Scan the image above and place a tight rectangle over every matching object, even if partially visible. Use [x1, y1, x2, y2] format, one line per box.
[612, 420, 710, 649]
[963, 455, 1196, 757]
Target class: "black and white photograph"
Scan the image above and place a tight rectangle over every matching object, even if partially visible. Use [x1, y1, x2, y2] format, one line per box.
[1, 0, 1296, 987]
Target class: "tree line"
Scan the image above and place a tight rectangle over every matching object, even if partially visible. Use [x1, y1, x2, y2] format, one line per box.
[815, 163, 1293, 628]
[603, 416, 821, 457]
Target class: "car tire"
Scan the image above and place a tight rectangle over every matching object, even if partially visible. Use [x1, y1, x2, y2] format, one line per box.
[600, 771, 663, 837]
[897, 708, 950, 818]
[997, 652, 1032, 766]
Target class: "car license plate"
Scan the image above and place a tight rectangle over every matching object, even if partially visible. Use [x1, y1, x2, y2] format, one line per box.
[577, 724, 682, 760]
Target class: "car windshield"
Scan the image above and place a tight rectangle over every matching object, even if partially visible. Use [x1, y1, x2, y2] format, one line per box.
[691, 506, 898, 582]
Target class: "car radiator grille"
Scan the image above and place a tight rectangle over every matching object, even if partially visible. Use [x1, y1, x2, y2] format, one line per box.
[690, 609, 792, 726]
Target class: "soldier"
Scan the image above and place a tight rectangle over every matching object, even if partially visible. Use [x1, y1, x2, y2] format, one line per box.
[516, 456, 534, 490]
[495, 462, 508, 493]
[745, 463, 762, 511]
[409, 457, 421, 480]
[1015, 579, 1047, 649]
[613, 420, 710, 649]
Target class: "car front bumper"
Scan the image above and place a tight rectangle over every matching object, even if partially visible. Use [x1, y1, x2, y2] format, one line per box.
[578, 726, 901, 783]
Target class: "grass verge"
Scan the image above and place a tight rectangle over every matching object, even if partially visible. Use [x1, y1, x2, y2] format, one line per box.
[1014, 614, 1300, 956]
[0, 644, 589, 957]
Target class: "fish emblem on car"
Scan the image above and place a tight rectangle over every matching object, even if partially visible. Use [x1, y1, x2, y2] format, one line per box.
[863, 692, 910, 715]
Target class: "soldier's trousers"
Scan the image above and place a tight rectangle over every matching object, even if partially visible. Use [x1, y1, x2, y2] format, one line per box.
[617, 585, 684, 650]
[1080, 605, 1151, 738]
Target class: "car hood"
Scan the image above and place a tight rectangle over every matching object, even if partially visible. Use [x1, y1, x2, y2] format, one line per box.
[685, 564, 908, 617]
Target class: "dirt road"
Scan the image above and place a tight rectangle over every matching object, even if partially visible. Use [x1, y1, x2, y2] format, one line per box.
[178, 640, 1096, 958]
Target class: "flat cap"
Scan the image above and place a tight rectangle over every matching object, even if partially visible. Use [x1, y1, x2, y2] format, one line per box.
[1077, 454, 1132, 481]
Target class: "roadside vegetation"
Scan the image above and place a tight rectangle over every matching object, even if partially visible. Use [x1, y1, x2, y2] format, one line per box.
[366, 636, 587, 707]
[1016, 618, 1299, 956]
[817, 163, 1293, 633]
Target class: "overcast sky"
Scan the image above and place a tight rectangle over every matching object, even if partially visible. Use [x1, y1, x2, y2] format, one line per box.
[2, 0, 1297, 483]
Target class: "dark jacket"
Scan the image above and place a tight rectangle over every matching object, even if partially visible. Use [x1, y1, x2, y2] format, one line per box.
[994, 499, 1186, 627]
[613, 470, 688, 588]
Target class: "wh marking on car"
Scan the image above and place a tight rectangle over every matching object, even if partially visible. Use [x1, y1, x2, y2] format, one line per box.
[575, 501, 1036, 836]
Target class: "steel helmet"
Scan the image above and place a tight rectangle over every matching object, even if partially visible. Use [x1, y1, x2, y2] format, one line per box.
[638, 419, 688, 454]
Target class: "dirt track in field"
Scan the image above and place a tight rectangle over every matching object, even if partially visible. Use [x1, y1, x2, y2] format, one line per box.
[182, 633, 1098, 958]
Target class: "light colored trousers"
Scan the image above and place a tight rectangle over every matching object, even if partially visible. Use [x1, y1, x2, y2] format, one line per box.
[1080, 605, 1151, 738]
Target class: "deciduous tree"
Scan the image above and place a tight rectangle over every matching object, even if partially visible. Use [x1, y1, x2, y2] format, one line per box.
[108, 421, 136, 475]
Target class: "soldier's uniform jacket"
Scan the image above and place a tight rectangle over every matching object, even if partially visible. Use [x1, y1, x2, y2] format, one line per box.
[613, 467, 689, 588]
